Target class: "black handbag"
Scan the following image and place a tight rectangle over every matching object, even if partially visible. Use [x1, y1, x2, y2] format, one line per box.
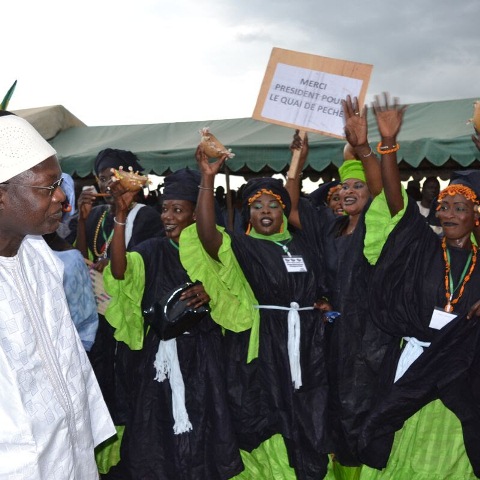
[143, 282, 209, 340]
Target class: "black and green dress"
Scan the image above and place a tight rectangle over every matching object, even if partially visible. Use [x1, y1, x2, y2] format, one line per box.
[181, 219, 331, 480]
[357, 191, 480, 479]
[103, 236, 243, 480]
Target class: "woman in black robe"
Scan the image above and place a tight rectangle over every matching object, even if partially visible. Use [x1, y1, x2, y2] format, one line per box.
[75, 149, 163, 412]
[285, 97, 400, 475]
[74, 149, 164, 478]
[104, 168, 243, 480]
[187, 146, 330, 480]
[357, 96, 480, 479]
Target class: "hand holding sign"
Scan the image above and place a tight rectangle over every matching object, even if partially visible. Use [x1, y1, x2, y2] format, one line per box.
[288, 130, 308, 179]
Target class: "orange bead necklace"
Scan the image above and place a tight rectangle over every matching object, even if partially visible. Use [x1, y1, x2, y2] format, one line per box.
[442, 236, 477, 312]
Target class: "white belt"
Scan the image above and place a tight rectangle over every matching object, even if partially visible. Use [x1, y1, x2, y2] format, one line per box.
[255, 302, 314, 390]
[394, 336, 431, 383]
[154, 338, 193, 434]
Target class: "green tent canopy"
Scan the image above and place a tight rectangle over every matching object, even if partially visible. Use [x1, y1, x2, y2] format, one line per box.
[20, 97, 480, 181]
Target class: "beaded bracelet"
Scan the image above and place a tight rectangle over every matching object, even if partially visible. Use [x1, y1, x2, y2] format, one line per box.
[113, 216, 127, 226]
[376, 141, 400, 155]
[198, 185, 214, 191]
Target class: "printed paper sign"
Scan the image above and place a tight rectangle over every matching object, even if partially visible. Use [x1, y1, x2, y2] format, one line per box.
[253, 48, 373, 138]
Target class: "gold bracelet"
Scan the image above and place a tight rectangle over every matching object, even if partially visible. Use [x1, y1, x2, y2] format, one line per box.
[376, 142, 400, 155]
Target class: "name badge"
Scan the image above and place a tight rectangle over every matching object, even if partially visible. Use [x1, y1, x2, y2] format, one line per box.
[429, 307, 457, 330]
[282, 255, 307, 273]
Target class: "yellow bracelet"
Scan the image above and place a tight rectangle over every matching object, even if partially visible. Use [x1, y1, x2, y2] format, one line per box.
[376, 141, 400, 155]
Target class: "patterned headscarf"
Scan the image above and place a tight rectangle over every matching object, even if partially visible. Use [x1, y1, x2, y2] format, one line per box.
[444, 170, 480, 204]
[241, 177, 291, 227]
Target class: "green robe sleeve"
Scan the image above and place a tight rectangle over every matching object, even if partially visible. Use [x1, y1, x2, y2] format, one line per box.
[364, 187, 409, 266]
[103, 251, 146, 350]
[179, 224, 260, 361]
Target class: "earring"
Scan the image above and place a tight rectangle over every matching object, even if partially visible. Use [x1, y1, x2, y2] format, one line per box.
[435, 211, 440, 218]
[245, 223, 252, 234]
[475, 219, 479, 227]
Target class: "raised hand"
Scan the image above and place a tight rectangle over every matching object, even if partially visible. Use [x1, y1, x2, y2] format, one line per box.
[108, 174, 138, 216]
[342, 95, 368, 148]
[372, 92, 407, 140]
[195, 145, 228, 177]
[289, 129, 309, 171]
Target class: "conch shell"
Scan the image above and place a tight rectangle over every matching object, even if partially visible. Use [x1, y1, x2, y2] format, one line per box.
[468, 100, 480, 131]
[111, 166, 150, 192]
[199, 127, 235, 159]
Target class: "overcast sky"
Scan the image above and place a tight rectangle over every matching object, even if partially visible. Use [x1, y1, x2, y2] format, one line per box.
[4, 0, 479, 127]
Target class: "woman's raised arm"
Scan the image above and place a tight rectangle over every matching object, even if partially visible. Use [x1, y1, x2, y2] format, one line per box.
[195, 146, 228, 261]
[372, 93, 407, 217]
[342, 95, 382, 197]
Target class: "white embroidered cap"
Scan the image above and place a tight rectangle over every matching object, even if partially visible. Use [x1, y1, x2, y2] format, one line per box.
[0, 114, 57, 183]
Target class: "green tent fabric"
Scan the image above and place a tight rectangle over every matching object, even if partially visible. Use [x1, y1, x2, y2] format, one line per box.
[45, 97, 479, 179]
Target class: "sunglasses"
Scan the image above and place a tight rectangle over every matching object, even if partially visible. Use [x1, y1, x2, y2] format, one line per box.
[1, 177, 64, 197]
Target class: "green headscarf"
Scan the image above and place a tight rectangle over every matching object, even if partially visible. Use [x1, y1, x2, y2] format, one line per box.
[338, 159, 366, 183]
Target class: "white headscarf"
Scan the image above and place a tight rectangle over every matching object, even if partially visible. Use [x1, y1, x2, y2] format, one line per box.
[0, 114, 57, 183]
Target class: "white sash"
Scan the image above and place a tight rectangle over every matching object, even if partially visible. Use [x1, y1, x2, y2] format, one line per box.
[154, 338, 193, 435]
[255, 302, 314, 390]
[394, 336, 431, 382]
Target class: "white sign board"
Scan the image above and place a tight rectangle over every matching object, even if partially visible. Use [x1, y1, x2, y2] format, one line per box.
[253, 48, 373, 139]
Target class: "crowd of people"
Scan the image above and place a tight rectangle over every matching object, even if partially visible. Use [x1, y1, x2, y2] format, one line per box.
[1, 94, 480, 480]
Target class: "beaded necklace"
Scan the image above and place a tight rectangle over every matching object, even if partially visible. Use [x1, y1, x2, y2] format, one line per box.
[442, 236, 477, 312]
[93, 210, 114, 260]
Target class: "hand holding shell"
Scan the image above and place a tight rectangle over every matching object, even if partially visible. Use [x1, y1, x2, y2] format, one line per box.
[199, 127, 235, 159]
[111, 166, 150, 192]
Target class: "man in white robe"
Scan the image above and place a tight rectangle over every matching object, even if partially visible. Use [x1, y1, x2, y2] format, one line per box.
[0, 111, 115, 479]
